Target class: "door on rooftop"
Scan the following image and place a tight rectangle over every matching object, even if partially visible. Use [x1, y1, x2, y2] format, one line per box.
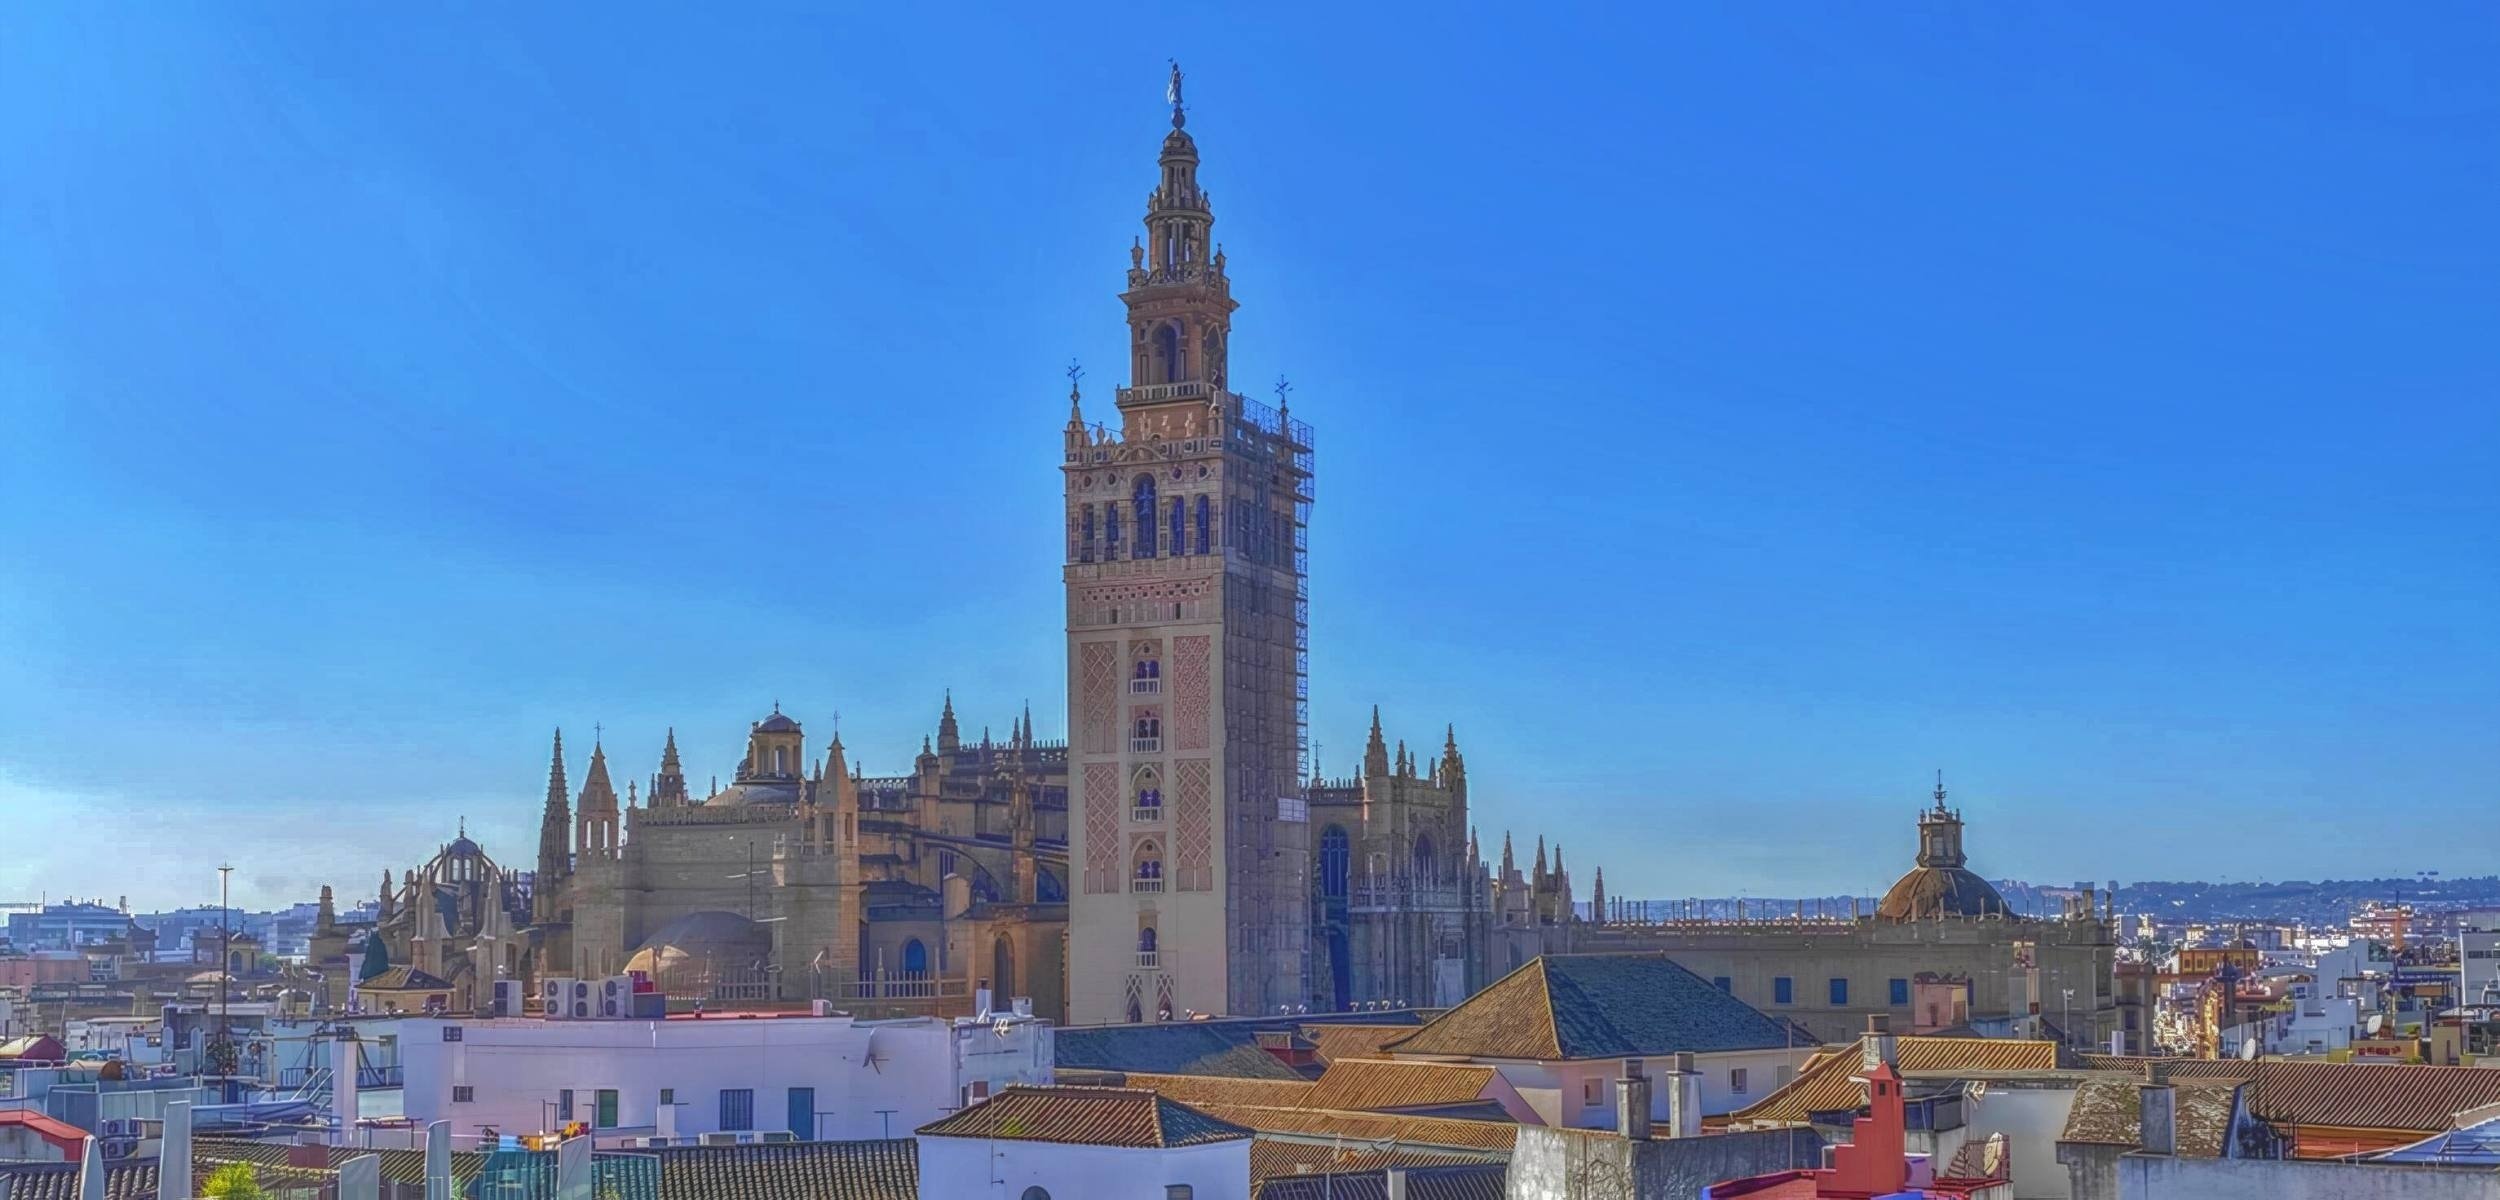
[787, 1086, 815, 1138]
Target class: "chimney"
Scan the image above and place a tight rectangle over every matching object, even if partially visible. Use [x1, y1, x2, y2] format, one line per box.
[1615, 1058, 1653, 1139]
[1862, 1014, 1897, 1073]
[1663, 1052, 1702, 1139]
[425, 1121, 452, 1200]
[331, 1031, 360, 1136]
[160, 1101, 193, 1200]
[1385, 1166, 1411, 1200]
[2138, 1082, 2176, 1155]
[974, 987, 994, 1019]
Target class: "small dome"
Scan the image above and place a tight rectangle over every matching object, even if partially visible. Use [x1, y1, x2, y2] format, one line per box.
[1877, 867, 2008, 922]
[625, 911, 773, 994]
[704, 780, 801, 808]
[756, 710, 800, 734]
[446, 835, 483, 859]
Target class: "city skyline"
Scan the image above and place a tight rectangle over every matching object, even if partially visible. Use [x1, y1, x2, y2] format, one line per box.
[6, 6, 2496, 911]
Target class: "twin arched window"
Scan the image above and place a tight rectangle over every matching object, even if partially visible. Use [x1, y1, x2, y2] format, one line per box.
[1133, 842, 1164, 885]
[1134, 477, 1158, 558]
[1169, 497, 1186, 556]
[1133, 766, 1162, 811]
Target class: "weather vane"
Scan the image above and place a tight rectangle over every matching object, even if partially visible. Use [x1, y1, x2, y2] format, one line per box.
[1274, 375, 1293, 407]
[1167, 60, 1185, 128]
[1067, 359, 1084, 389]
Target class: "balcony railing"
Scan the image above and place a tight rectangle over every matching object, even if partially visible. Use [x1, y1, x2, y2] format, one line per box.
[1135, 952, 1160, 969]
[1130, 737, 1162, 754]
[1131, 806, 1163, 823]
[1132, 878, 1165, 894]
[1129, 678, 1162, 696]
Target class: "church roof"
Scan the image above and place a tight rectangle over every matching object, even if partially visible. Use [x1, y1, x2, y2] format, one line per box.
[1384, 953, 1802, 1062]
[360, 965, 454, 992]
[1876, 866, 2008, 921]
[917, 1086, 1251, 1148]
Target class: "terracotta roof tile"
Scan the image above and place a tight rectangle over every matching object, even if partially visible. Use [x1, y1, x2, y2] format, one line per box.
[1303, 1060, 1499, 1112]
[2084, 1058, 2500, 1136]
[1123, 1072, 1320, 1108]
[1258, 1163, 1511, 1200]
[917, 1085, 1252, 1148]
[647, 1139, 918, 1200]
[0, 1162, 157, 1200]
[1729, 1037, 2059, 1125]
[1055, 1022, 1314, 1079]
[1197, 1104, 1520, 1151]
[1385, 954, 1800, 1061]
[1249, 1137, 1497, 1182]
[1303, 1024, 1417, 1065]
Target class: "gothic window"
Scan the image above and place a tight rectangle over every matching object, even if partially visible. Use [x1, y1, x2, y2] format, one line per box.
[1169, 496, 1185, 556]
[1138, 927, 1157, 954]
[1133, 477, 1158, 558]
[1413, 834, 1437, 881]
[1081, 505, 1096, 563]
[1195, 495, 1211, 555]
[1133, 766, 1162, 812]
[1106, 503, 1122, 557]
[1320, 826, 1351, 901]
[1132, 842, 1164, 890]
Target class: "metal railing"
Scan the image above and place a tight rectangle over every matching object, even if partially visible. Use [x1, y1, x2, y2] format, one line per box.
[1130, 737, 1161, 754]
[1129, 678, 1162, 695]
[1131, 806, 1163, 823]
[1132, 878, 1165, 894]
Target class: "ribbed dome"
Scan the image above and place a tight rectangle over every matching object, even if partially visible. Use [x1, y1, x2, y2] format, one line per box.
[1876, 866, 2007, 921]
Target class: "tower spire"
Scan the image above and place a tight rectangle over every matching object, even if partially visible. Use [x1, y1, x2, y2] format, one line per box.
[1364, 706, 1390, 778]
[651, 727, 688, 808]
[938, 690, 960, 754]
[535, 729, 571, 922]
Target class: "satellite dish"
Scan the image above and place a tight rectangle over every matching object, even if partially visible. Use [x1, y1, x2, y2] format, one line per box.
[2366, 1014, 2386, 1036]
[2239, 1038, 2261, 1061]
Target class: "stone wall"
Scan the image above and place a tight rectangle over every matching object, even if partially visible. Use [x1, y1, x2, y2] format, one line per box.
[2117, 1154, 2500, 1200]
[1508, 1125, 1823, 1200]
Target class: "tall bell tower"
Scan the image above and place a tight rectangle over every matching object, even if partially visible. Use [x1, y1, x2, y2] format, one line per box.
[1064, 65, 1314, 1023]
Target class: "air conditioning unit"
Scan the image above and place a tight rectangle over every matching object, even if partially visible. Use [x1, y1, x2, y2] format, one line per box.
[541, 979, 575, 1019]
[760, 1130, 795, 1144]
[492, 979, 525, 1018]
[700, 1132, 739, 1146]
[568, 979, 593, 1020]
[600, 975, 636, 1018]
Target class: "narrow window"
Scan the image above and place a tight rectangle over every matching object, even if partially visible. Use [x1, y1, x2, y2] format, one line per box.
[1774, 977, 1793, 1005]
[1133, 477, 1158, 557]
[1890, 978, 1910, 1006]
[719, 1088, 755, 1132]
[1712, 976, 1732, 993]
[1081, 505, 1096, 562]
[1730, 1068, 1749, 1095]
[1195, 495, 1211, 554]
[1106, 503, 1122, 557]
[1170, 496, 1186, 555]
[1830, 978, 1849, 1006]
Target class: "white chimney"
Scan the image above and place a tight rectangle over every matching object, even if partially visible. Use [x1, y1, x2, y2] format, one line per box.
[974, 987, 994, 1019]
[1615, 1058, 1653, 1139]
[331, 1032, 359, 1136]
[1663, 1052, 1702, 1139]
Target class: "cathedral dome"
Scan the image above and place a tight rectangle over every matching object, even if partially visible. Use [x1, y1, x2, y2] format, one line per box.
[756, 710, 800, 734]
[704, 780, 801, 807]
[625, 911, 774, 993]
[1876, 866, 2007, 922]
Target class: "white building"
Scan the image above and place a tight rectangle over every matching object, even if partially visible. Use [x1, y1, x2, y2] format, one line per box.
[2461, 914, 2500, 1007]
[916, 1085, 1252, 1200]
[399, 1005, 1050, 1148]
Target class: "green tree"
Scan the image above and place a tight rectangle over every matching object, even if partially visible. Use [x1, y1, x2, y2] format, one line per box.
[203, 1163, 268, 1199]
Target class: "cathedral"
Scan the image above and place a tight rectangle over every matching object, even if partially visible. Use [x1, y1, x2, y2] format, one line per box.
[327, 67, 1597, 1027]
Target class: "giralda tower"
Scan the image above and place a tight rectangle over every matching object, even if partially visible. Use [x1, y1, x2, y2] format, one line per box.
[1062, 65, 1314, 1022]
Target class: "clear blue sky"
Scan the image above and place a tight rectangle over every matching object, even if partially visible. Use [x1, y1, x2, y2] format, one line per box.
[4, 5, 2494, 911]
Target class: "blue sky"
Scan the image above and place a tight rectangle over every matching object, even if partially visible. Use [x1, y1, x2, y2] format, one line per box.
[3, 5, 2494, 910]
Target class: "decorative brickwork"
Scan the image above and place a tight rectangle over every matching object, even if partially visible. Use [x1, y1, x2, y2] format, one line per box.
[1173, 634, 1212, 751]
[1084, 762, 1120, 893]
[1080, 641, 1119, 754]
[1175, 758, 1213, 891]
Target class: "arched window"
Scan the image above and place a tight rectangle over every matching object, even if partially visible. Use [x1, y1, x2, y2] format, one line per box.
[901, 939, 928, 975]
[1154, 323, 1182, 383]
[1081, 505, 1095, 562]
[1320, 826, 1351, 901]
[1133, 842, 1164, 891]
[1138, 928, 1157, 953]
[1105, 503, 1122, 557]
[1195, 495, 1212, 555]
[1169, 497, 1186, 556]
[1413, 834, 1437, 881]
[1133, 766, 1162, 814]
[1022, 1188, 1052, 1200]
[992, 936, 1015, 1001]
[1133, 477, 1158, 557]
[1201, 328, 1222, 381]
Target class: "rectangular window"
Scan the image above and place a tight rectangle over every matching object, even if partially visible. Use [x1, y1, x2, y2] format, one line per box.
[1830, 978, 1849, 1006]
[558, 1089, 574, 1122]
[1730, 1068, 1749, 1095]
[720, 1088, 754, 1132]
[441, 1026, 463, 1042]
[595, 1089, 619, 1129]
[1773, 977, 1793, 1005]
[452, 1086, 474, 1103]
[1890, 978, 1910, 1006]
[1582, 1079, 1599, 1104]
[660, 1087, 675, 1106]
[787, 1086, 815, 1138]
[1712, 976, 1732, 993]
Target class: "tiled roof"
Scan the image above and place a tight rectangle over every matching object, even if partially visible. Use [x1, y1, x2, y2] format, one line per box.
[2058, 1075, 2243, 1157]
[1258, 1163, 1510, 1200]
[648, 1139, 918, 1200]
[0, 1161, 157, 1200]
[1250, 1137, 1496, 1182]
[1384, 953, 1800, 1061]
[360, 964, 454, 991]
[196, 1135, 491, 1187]
[1123, 1072, 1320, 1108]
[1303, 1024, 1416, 1065]
[1728, 1037, 2060, 1125]
[917, 1085, 1253, 1148]
[1197, 1104, 1520, 1152]
[2080, 1057, 2500, 1136]
[1055, 1022, 1313, 1079]
[1303, 1060, 1499, 1112]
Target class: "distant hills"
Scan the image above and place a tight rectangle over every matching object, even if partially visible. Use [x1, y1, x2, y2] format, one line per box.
[1621, 876, 2500, 929]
